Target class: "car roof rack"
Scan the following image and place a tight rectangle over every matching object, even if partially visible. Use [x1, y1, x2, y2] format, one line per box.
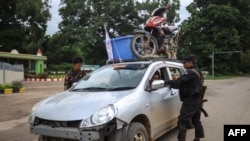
[106, 57, 183, 64]
[150, 57, 183, 63]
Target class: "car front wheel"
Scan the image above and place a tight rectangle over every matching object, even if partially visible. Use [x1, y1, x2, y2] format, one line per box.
[127, 122, 148, 141]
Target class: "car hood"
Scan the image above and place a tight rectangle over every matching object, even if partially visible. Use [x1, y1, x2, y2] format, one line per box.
[34, 90, 132, 121]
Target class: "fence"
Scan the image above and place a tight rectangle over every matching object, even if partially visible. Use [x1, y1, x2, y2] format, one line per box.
[0, 62, 24, 84]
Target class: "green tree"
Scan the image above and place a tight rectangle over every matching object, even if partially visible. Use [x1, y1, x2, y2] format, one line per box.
[0, 0, 51, 53]
[45, 32, 83, 65]
[56, 0, 180, 65]
[180, 0, 250, 74]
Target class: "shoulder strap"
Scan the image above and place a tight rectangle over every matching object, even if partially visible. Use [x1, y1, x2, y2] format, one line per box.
[190, 69, 201, 78]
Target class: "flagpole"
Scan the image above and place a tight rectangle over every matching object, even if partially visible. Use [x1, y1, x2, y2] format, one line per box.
[104, 24, 114, 63]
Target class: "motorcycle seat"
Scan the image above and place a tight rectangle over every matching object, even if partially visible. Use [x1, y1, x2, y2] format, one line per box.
[163, 26, 178, 32]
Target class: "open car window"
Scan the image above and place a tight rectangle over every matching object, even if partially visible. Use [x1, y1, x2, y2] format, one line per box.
[169, 67, 182, 80]
[148, 67, 169, 89]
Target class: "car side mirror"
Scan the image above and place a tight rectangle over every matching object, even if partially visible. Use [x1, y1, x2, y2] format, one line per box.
[151, 80, 165, 90]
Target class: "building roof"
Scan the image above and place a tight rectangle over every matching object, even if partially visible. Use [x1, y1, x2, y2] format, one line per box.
[0, 51, 47, 61]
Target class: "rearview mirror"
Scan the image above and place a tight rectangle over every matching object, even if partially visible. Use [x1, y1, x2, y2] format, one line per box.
[151, 80, 165, 90]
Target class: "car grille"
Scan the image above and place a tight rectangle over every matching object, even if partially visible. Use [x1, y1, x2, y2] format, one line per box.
[34, 117, 81, 128]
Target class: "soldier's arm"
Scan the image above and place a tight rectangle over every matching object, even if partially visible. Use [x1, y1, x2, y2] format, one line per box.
[165, 79, 181, 89]
[64, 74, 72, 90]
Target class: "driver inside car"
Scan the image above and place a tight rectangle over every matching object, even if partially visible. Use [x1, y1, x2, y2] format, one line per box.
[150, 71, 161, 85]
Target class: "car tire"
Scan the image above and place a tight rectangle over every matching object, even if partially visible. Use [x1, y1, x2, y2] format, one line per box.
[127, 122, 148, 141]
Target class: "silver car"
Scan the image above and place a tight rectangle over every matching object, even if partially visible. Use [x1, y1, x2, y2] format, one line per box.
[29, 59, 185, 141]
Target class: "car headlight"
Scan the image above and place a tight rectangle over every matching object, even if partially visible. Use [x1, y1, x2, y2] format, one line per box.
[28, 112, 35, 125]
[80, 104, 117, 128]
[28, 102, 40, 125]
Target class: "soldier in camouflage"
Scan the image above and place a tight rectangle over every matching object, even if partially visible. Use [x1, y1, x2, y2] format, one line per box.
[64, 57, 86, 90]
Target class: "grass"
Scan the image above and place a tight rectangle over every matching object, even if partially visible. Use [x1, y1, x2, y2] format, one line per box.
[204, 73, 249, 80]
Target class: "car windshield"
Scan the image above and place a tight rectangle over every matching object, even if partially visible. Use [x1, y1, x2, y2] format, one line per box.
[70, 63, 149, 91]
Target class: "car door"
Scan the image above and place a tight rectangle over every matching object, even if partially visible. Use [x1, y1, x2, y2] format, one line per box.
[166, 66, 183, 119]
[147, 65, 180, 137]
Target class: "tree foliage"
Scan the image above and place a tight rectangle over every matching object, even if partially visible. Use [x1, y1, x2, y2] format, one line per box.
[0, 0, 51, 53]
[180, 0, 250, 74]
[2, 0, 249, 74]
[49, 0, 180, 65]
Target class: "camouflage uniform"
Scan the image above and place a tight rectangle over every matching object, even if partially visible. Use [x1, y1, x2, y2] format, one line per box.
[64, 70, 86, 90]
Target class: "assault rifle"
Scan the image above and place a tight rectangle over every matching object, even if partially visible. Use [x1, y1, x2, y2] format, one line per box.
[201, 85, 208, 117]
[190, 69, 208, 117]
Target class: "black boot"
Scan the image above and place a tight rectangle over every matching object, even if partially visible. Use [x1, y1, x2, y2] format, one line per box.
[193, 138, 200, 141]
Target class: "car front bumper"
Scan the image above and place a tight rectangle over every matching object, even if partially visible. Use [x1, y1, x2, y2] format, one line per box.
[30, 125, 100, 141]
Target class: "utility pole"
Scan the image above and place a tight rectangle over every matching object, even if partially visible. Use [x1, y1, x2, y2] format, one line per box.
[212, 47, 214, 78]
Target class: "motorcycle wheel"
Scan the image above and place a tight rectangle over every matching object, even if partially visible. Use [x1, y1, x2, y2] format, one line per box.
[130, 33, 158, 59]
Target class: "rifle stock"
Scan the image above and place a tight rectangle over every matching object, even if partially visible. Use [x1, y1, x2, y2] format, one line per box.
[201, 85, 208, 117]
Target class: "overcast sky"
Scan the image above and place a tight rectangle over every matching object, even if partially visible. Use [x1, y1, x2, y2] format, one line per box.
[46, 0, 193, 35]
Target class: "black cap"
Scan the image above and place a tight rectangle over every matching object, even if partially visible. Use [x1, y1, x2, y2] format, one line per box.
[182, 55, 196, 63]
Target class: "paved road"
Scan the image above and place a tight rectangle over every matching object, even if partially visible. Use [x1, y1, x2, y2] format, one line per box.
[157, 76, 250, 141]
[0, 81, 64, 141]
[0, 77, 250, 141]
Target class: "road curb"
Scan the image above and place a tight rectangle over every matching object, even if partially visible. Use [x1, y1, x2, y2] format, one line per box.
[25, 78, 64, 82]
[0, 88, 26, 94]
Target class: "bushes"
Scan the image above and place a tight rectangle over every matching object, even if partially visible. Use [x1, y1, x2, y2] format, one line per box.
[26, 72, 49, 79]
[0, 81, 24, 94]
[11, 81, 23, 93]
[0, 82, 23, 89]
[0, 83, 13, 89]
[25, 72, 64, 79]
[24, 63, 72, 79]
[12, 81, 23, 88]
[24, 63, 71, 79]
[37, 72, 49, 79]
[47, 63, 71, 72]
